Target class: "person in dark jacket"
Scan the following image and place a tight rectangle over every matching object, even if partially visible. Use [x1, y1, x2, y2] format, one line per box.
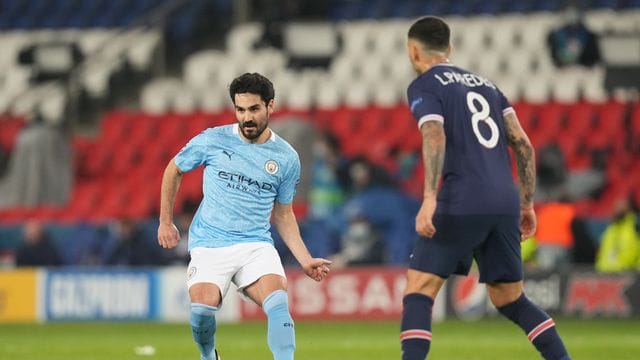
[16, 220, 62, 267]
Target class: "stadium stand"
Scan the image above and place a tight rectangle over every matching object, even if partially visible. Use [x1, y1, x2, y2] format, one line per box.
[0, 0, 638, 267]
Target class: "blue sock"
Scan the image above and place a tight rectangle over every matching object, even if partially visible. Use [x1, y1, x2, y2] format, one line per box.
[401, 293, 433, 360]
[190, 303, 217, 360]
[262, 290, 295, 360]
[497, 294, 570, 360]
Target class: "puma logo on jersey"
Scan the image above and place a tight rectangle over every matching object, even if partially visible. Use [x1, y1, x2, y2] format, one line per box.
[223, 150, 234, 160]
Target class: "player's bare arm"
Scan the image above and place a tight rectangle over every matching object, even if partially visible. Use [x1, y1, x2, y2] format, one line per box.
[272, 201, 331, 281]
[504, 112, 537, 239]
[158, 158, 184, 249]
[416, 120, 446, 237]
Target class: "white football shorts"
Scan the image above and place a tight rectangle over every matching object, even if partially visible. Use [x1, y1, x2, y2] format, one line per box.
[186, 242, 286, 300]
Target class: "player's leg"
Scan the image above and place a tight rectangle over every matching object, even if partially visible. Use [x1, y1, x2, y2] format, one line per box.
[235, 243, 293, 360]
[189, 283, 222, 360]
[401, 215, 483, 360]
[187, 247, 234, 360]
[489, 281, 570, 360]
[401, 270, 445, 360]
[477, 216, 570, 360]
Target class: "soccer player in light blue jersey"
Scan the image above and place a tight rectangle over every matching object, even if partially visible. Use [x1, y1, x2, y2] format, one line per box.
[158, 73, 331, 360]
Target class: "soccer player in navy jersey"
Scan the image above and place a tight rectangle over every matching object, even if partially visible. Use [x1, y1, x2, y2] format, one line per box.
[399, 17, 571, 360]
[158, 73, 331, 360]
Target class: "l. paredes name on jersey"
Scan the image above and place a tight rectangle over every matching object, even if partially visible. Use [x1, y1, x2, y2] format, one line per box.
[434, 71, 496, 89]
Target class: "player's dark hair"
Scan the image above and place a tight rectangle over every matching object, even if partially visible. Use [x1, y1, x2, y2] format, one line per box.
[408, 16, 450, 52]
[229, 72, 275, 104]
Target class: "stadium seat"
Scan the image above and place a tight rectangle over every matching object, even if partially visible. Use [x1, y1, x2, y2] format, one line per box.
[522, 76, 550, 103]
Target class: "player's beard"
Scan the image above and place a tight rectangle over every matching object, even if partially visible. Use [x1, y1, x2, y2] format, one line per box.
[240, 115, 268, 141]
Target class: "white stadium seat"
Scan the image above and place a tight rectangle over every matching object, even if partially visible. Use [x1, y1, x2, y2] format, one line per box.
[199, 86, 227, 113]
[315, 79, 342, 109]
[226, 23, 264, 55]
[140, 78, 182, 114]
[551, 69, 582, 103]
[344, 81, 370, 108]
[522, 75, 550, 103]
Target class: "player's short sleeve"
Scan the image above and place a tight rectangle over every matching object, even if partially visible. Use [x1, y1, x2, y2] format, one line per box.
[407, 83, 444, 128]
[498, 88, 515, 117]
[276, 156, 301, 204]
[174, 130, 209, 173]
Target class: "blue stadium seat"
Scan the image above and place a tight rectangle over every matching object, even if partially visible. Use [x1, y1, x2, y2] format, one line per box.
[474, 0, 504, 15]
[329, 1, 363, 20]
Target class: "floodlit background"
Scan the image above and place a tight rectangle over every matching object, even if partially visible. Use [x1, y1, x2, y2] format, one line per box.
[0, 1, 639, 359]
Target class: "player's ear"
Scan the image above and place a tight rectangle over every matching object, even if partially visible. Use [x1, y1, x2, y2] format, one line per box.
[266, 99, 275, 114]
[446, 43, 453, 57]
[408, 40, 421, 63]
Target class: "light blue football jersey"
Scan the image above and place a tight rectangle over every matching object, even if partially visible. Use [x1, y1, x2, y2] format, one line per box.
[174, 124, 301, 250]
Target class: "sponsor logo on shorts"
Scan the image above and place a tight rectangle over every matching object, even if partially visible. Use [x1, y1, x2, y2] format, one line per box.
[187, 267, 197, 280]
[265, 160, 279, 175]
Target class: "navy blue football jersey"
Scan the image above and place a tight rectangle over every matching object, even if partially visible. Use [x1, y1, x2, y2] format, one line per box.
[407, 63, 520, 216]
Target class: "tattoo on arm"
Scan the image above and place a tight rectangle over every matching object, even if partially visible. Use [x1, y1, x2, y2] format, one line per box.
[504, 113, 536, 207]
[420, 121, 446, 196]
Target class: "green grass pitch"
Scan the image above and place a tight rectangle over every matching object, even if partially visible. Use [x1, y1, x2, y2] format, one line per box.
[1, 319, 639, 359]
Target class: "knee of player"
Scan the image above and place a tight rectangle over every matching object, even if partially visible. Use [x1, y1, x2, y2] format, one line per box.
[487, 282, 524, 307]
[189, 283, 222, 307]
[262, 289, 291, 315]
[404, 271, 445, 297]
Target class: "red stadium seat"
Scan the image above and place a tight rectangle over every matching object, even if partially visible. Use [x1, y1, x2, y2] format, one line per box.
[565, 101, 595, 138]
[512, 102, 536, 133]
[537, 101, 566, 136]
[593, 100, 626, 138]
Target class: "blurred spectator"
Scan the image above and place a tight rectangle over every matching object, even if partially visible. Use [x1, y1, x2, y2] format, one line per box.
[304, 132, 349, 258]
[330, 217, 383, 268]
[521, 237, 538, 272]
[536, 143, 567, 201]
[270, 117, 317, 203]
[534, 199, 577, 271]
[0, 118, 72, 207]
[104, 219, 168, 266]
[346, 156, 397, 194]
[334, 158, 418, 265]
[536, 142, 605, 202]
[595, 196, 640, 273]
[547, 5, 601, 68]
[309, 132, 348, 218]
[0, 145, 9, 177]
[15, 220, 62, 267]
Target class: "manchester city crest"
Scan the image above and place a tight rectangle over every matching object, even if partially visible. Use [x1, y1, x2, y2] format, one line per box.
[265, 160, 279, 174]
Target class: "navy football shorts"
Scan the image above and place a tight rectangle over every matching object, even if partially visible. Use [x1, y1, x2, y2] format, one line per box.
[409, 214, 523, 283]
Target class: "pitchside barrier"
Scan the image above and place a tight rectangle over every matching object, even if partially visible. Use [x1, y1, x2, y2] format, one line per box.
[0, 267, 637, 323]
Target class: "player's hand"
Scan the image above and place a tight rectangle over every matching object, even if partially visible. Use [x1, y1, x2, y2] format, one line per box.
[302, 258, 332, 282]
[158, 222, 180, 249]
[520, 207, 537, 241]
[416, 197, 437, 238]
